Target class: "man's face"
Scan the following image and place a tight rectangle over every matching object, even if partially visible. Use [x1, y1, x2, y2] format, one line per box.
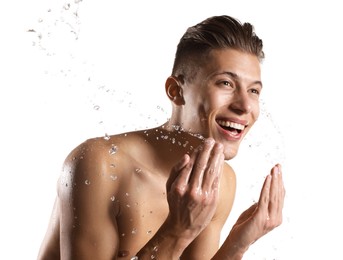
[180, 49, 262, 160]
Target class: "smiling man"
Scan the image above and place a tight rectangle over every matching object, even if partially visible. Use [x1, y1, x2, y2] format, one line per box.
[38, 15, 285, 260]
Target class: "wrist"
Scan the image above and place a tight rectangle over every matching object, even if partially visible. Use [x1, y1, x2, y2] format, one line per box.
[214, 236, 249, 260]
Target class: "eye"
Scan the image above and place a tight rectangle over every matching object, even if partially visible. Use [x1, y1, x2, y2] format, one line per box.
[222, 80, 234, 88]
[249, 88, 261, 95]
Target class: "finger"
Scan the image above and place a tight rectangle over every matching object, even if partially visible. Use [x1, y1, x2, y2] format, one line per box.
[166, 153, 191, 192]
[268, 165, 280, 215]
[277, 164, 286, 216]
[202, 142, 224, 193]
[257, 173, 272, 212]
[188, 138, 215, 189]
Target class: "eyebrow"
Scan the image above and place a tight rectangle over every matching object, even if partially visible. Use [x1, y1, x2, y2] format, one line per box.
[220, 71, 263, 88]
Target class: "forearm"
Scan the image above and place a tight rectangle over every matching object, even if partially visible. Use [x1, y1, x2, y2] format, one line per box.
[211, 236, 248, 260]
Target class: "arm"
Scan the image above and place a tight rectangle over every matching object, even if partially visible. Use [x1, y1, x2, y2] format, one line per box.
[59, 140, 120, 260]
[213, 164, 286, 259]
[37, 197, 61, 260]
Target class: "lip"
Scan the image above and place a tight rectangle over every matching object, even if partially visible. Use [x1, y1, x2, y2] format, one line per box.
[216, 117, 248, 141]
[217, 117, 249, 126]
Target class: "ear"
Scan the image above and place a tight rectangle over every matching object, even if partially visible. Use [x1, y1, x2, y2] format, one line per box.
[165, 76, 185, 105]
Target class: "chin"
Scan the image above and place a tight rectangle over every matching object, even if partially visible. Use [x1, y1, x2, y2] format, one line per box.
[223, 145, 239, 160]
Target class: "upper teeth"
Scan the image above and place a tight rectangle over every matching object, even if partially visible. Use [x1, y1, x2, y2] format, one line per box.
[217, 120, 245, 130]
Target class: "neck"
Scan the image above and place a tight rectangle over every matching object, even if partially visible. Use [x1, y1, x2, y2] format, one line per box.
[140, 123, 206, 173]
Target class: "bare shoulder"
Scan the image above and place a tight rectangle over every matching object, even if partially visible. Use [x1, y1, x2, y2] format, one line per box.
[57, 131, 149, 259]
[222, 162, 236, 190]
[215, 162, 237, 220]
[59, 131, 145, 189]
[59, 135, 119, 197]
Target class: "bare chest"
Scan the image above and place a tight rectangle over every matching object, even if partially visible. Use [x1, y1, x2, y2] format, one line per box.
[115, 168, 169, 257]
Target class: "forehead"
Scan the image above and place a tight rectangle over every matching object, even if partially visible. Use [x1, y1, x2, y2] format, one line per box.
[203, 49, 262, 82]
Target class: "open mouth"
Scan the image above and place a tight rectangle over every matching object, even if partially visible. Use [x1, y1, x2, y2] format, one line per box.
[216, 119, 246, 135]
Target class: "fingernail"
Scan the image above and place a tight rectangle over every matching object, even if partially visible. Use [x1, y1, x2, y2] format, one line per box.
[275, 165, 279, 174]
[277, 164, 282, 174]
[273, 166, 279, 177]
[204, 138, 214, 145]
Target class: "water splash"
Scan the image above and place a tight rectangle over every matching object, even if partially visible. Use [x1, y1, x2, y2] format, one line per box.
[109, 145, 118, 155]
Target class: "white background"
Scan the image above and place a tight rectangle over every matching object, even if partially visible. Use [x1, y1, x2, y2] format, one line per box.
[1, 0, 343, 259]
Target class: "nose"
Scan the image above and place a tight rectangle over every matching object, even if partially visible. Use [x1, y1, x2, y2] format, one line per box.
[229, 91, 252, 114]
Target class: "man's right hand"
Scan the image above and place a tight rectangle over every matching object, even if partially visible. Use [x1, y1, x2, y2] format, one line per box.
[165, 138, 225, 243]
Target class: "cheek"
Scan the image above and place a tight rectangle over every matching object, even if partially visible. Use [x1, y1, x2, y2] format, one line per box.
[253, 102, 260, 121]
[198, 98, 219, 123]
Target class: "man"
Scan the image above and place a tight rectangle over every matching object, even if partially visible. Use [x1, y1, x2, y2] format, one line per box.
[38, 15, 285, 259]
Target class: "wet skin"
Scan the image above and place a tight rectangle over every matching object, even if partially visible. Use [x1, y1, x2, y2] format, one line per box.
[38, 49, 285, 260]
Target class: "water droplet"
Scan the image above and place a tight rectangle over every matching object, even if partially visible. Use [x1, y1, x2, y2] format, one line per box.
[110, 175, 117, 181]
[130, 257, 138, 260]
[63, 3, 71, 10]
[125, 192, 129, 196]
[109, 145, 118, 155]
[147, 230, 152, 234]
[131, 228, 137, 234]
[110, 163, 116, 168]
[85, 180, 91, 185]
[93, 105, 100, 110]
[135, 168, 142, 174]
[110, 196, 115, 201]
[104, 133, 110, 140]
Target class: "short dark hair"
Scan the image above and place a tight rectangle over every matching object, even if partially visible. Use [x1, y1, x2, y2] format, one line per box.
[171, 15, 264, 82]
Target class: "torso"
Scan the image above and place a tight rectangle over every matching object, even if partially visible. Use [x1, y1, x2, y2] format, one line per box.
[39, 127, 236, 259]
[108, 128, 197, 257]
